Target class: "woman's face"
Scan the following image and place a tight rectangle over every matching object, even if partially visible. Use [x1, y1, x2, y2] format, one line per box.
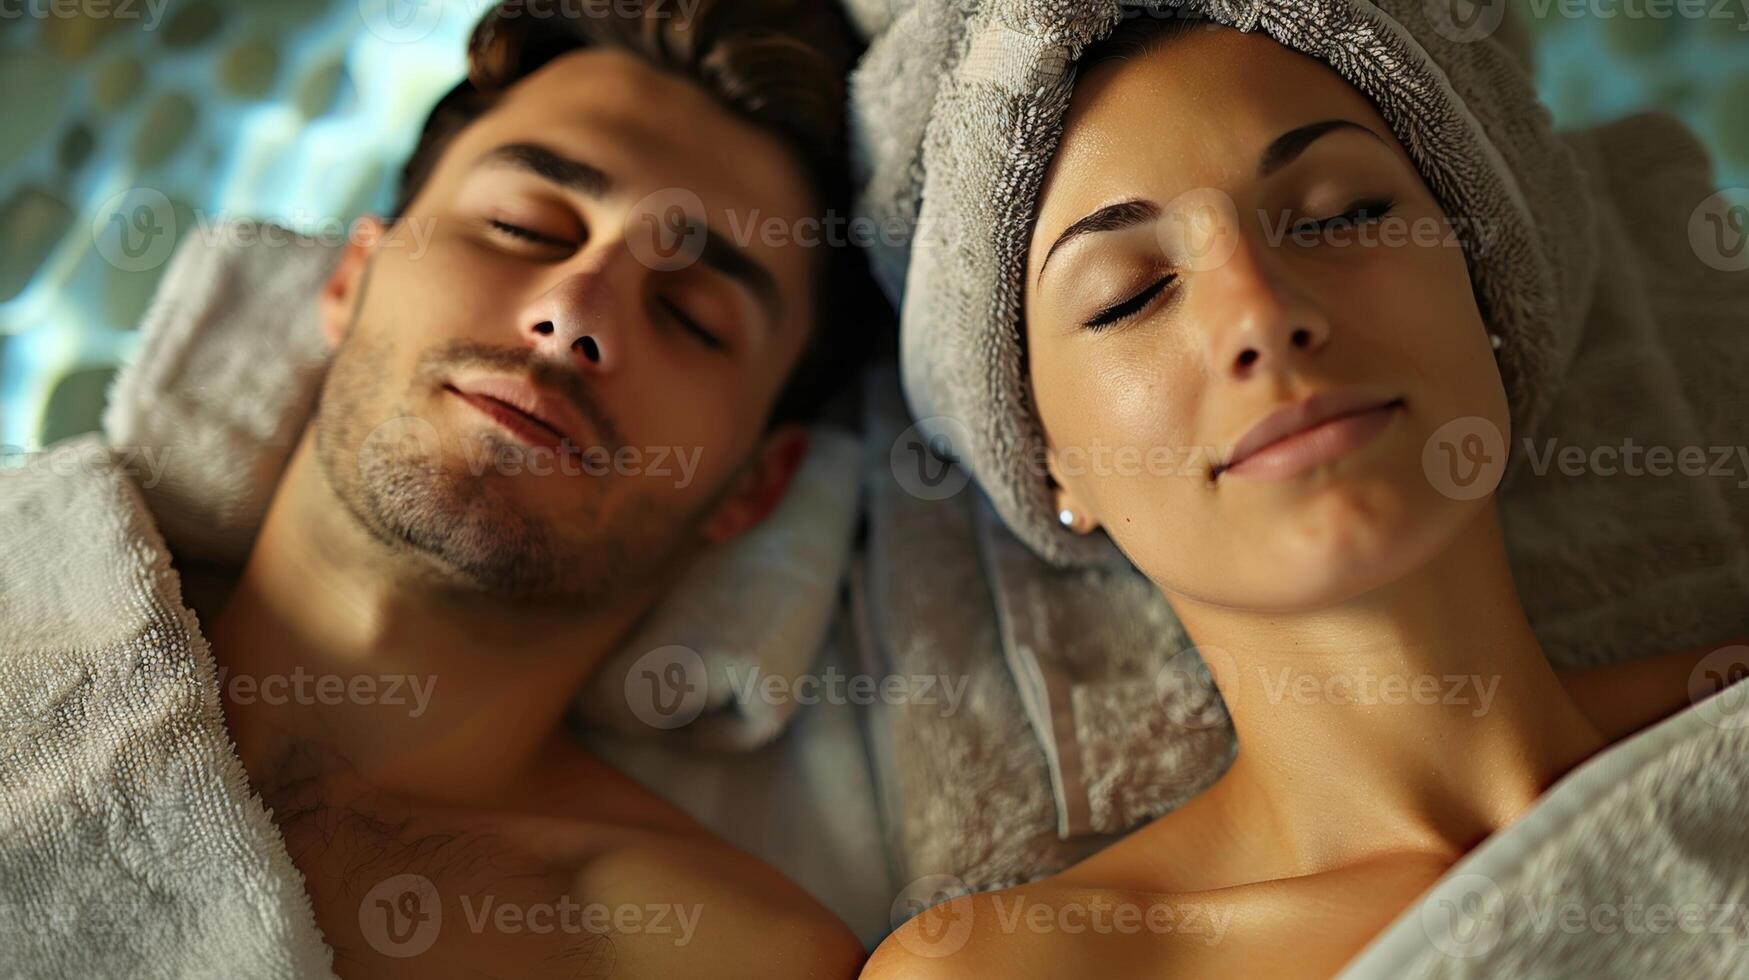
[1025, 25, 1509, 613]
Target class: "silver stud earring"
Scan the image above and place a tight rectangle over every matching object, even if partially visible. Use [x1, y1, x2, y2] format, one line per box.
[1489, 332, 1503, 351]
[1058, 508, 1077, 529]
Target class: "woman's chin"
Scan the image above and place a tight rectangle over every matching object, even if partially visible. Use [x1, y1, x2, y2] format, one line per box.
[1154, 477, 1478, 614]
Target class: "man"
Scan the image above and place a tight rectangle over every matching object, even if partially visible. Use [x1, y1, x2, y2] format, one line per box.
[8, 1, 873, 976]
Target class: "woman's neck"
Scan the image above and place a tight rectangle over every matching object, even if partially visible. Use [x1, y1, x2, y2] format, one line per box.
[1171, 506, 1608, 877]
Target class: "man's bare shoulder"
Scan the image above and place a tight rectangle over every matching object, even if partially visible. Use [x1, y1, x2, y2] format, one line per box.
[279, 739, 863, 979]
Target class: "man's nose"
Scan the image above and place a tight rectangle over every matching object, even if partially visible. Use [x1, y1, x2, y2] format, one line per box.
[520, 271, 621, 374]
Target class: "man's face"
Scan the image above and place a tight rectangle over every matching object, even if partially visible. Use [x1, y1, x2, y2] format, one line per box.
[314, 47, 821, 605]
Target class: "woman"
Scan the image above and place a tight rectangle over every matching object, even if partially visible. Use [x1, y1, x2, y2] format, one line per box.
[860, 10, 1747, 978]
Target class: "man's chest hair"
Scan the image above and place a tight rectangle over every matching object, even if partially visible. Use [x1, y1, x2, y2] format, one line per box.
[259, 743, 627, 977]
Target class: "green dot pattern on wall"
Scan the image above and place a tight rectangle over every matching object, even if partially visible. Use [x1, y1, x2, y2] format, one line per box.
[295, 58, 351, 120]
[40, 366, 120, 448]
[0, 52, 72, 171]
[163, 1, 226, 51]
[220, 38, 281, 100]
[131, 92, 199, 171]
[59, 124, 97, 173]
[93, 56, 146, 115]
[0, 187, 73, 306]
[1717, 72, 1749, 166]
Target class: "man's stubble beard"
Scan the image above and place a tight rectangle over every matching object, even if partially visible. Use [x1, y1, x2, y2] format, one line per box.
[312, 300, 723, 610]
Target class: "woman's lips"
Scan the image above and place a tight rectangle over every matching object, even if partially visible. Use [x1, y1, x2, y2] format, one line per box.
[1216, 392, 1404, 483]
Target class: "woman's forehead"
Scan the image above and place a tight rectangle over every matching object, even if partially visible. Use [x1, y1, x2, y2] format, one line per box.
[1039, 29, 1394, 219]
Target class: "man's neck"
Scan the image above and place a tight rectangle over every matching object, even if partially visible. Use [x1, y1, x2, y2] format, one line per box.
[209, 432, 656, 809]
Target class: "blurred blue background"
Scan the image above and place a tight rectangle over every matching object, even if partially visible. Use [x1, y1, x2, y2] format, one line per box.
[2, 1, 1748, 454]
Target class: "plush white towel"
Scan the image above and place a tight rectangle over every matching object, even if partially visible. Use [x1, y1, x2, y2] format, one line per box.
[1341, 686, 1749, 978]
[0, 437, 337, 979]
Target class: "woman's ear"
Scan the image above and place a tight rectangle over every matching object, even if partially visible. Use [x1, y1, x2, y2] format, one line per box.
[1046, 446, 1098, 535]
[317, 216, 386, 349]
[700, 424, 812, 544]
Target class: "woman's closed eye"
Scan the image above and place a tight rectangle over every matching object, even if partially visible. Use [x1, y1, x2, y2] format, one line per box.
[1293, 195, 1397, 236]
[1084, 274, 1177, 330]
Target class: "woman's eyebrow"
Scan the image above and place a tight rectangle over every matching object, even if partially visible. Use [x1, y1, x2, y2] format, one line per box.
[1258, 118, 1384, 177]
[1038, 199, 1161, 283]
[1038, 118, 1387, 286]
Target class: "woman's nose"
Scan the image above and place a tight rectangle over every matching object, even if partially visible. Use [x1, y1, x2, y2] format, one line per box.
[1201, 243, 1331, 380]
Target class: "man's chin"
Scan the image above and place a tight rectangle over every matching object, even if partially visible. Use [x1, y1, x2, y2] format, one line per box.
[351, 457, 561, 596]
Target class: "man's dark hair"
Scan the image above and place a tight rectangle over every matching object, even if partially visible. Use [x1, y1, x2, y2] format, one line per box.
[391, 0, 881, 427]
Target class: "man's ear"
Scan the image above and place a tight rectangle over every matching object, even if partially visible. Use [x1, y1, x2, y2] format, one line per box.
[317, 215, 386, 349]
[700, 424, 812, 545]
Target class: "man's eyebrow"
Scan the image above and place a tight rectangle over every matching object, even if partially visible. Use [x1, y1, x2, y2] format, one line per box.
[1038, 199, 1162, 283]
[692, 229, 784, 327]
[1257, 118, 1383, 177]
[475, 143, 613, 197]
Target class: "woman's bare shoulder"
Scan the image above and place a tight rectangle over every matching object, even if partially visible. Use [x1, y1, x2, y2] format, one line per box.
[862, 883, 1198, 980]
[1558, 636, 1747, 742]
[862, 852, 1450, 980]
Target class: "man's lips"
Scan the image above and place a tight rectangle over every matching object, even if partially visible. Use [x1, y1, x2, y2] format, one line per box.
[1214, 390, 1405, 482]
[443, 375, 589, 454]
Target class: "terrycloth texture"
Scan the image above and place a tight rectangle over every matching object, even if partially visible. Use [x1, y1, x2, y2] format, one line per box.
[0, 438, 337, 979]
[1339, 685, 1749, 978]
[102, 221, 863, 748]
[971, 493, 1234, 838]
[577, 429, 864, 749]
[852, 0, 1600, 566]
[850, 0, 1749, 882]
[855, 365, 1122, 889]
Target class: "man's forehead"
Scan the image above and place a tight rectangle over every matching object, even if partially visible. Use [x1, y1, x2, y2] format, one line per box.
[452, 48, 815, 215]
[482, 49, 758, 172]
